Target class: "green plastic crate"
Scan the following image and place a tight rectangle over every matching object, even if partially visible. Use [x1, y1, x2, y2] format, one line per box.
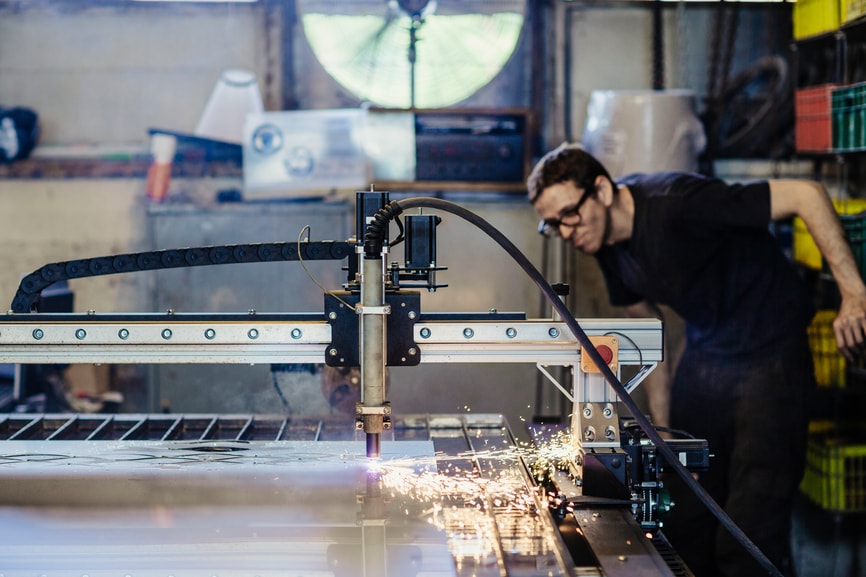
[832, 83, 866, 151]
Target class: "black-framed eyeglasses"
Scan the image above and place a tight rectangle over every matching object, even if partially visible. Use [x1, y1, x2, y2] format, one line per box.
[537, 189, 593, 238]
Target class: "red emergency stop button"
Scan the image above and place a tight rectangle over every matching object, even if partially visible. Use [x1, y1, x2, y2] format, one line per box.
[596, 344, 614, 364]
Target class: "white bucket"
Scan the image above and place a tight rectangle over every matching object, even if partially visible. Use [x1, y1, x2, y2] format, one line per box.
[582, 89, 706, 178]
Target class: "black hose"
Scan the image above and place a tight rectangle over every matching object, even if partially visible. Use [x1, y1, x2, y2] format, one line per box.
[366, 196, 783, 577]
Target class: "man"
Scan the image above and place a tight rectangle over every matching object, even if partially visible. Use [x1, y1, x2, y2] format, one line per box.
[527, 143, 866, 577]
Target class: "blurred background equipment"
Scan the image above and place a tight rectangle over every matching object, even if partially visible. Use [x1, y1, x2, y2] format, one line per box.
[582, 89, 706, 178]
[0, 107, 39, 164]
[194, 68, 264, 145]
[242, 108, 370, 198]
[145, 132, 177, 202]
[242, 107, 530, 198]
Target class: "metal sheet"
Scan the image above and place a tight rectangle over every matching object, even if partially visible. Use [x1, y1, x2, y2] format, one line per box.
[0, 414, 575, 577]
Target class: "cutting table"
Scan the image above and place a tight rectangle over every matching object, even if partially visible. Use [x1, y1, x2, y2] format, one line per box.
[0, 413, 687, 576]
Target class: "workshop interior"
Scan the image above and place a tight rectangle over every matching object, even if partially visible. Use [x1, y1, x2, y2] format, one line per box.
[0, 0, 865, 575]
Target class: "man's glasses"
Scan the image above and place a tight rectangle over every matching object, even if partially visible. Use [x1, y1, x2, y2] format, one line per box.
[537, 189, 592, 238]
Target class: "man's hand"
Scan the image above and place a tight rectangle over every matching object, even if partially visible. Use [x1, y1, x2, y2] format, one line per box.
[834, 295, 866, 361]
[769, 180, 866, 361]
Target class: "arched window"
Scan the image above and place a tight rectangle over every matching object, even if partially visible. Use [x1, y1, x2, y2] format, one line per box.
[299, 0, 525, 109]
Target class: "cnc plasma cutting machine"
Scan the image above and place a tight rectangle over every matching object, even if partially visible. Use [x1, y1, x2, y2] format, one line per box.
[0, 191, 778, 577]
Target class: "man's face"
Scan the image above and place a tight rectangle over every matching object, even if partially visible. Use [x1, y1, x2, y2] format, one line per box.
[534, 180, 607, 254]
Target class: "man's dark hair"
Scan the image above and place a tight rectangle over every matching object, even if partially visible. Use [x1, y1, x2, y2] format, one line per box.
[526, 143, 614, 204]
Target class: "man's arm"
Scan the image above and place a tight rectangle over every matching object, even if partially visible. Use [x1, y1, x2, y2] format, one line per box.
[624, 300, 672, 428]
[769, 179, 866, 358]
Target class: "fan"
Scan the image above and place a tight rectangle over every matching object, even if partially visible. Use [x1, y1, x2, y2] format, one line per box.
[298, 0, 526, 109]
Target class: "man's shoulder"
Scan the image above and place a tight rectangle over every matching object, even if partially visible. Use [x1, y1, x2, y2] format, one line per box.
[618, 171, 713, 195]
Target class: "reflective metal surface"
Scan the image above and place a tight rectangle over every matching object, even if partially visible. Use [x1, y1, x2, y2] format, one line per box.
[0, 414, 574, 576]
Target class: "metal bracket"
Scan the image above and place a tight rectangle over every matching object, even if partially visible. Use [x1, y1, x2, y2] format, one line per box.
[577, 401, 620, 448]
[355, 305, 392, 316]
[355, 402, 392, 416]
[536, 363, 574, 403]
[623, 363, 658, 394]
[325, 291, 421, 368]
[354, 401, 392, 431]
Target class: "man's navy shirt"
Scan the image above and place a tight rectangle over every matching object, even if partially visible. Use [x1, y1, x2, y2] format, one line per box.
[596, 172, 815, 358]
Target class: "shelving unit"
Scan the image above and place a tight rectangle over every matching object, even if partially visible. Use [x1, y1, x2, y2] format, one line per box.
[791, 10, 866, 561]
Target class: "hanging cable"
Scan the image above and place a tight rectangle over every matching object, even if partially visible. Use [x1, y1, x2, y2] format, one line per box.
[364, 196, 784, 577]
[297, 225, 356, 311]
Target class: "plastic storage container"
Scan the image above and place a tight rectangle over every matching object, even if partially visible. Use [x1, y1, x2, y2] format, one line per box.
[808, 310, 846, 387]
[832, 82, 866, 151]
[838, 211, 866, 275]
[801, 422, 866, 513]
[796, 85, 836, 152]
[843, 0, 866, 23]
[793, 198, 866, 270]
[794, 0, 841, 39]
